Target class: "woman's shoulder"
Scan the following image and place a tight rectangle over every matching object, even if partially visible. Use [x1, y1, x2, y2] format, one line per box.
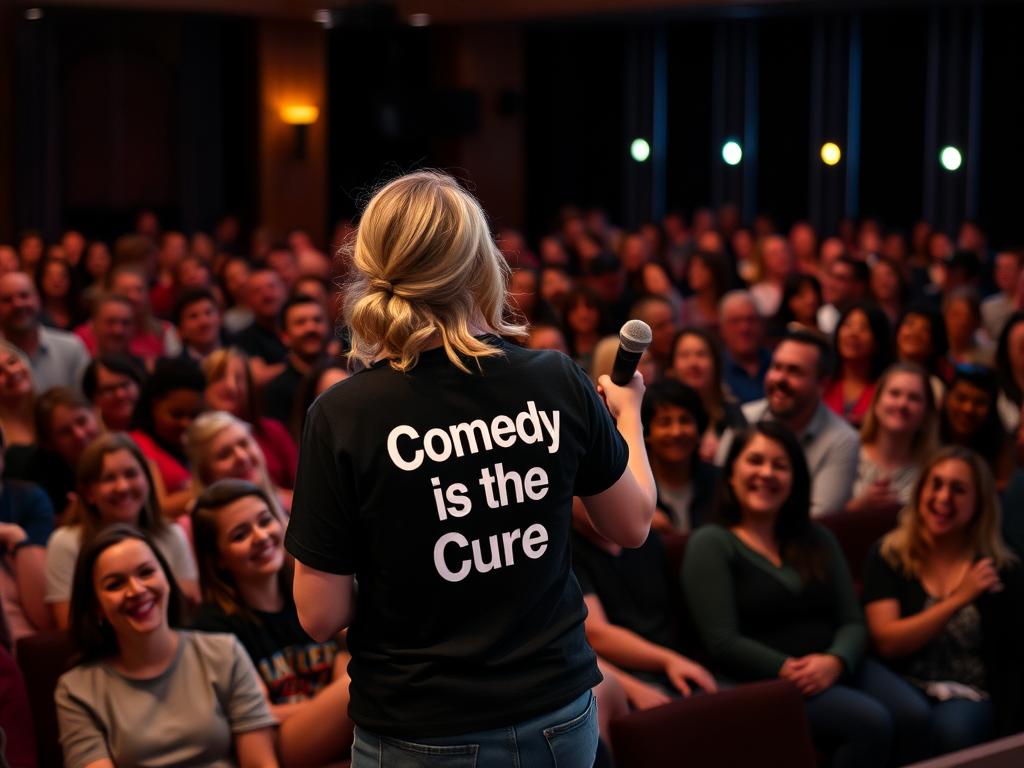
[179, 628, 243, 661]
[47, 524, 83, 551]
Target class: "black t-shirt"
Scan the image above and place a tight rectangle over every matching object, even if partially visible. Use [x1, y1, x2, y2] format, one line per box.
[191, 595, 340, 704]
[285, 336, 628, 737]
[234, 321, 287, 364]
[571, 530, 689, 658]
[262, 360, 305, 425]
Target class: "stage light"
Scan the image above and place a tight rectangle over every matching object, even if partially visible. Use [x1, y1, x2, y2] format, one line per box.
[408, 13, 431, 27]
[630, 139, 651, 163]
[25, 8, 43, 20]
[722, 140, 742, 166]
[312, 9, 333, 28]
[820, 142, 841, 166]
[940, 146, 962, 172]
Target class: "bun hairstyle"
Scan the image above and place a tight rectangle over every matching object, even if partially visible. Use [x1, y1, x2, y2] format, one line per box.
[344, 170, 527, 373]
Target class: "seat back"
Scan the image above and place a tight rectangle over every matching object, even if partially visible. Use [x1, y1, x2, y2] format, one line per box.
[16, 631, 77, 768]
[610, 679, 817, 768]
[818, 506, 900, 591]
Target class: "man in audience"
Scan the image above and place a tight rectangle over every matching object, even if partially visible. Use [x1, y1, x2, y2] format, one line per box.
[0, 426, 55, 640]
[262, 295, 330, 424]
[0, 272, 90, 392]
[77, 293, 136, 359]
[982, 249, 1022, 341]
[739, 329, 859, 517]
[571, 499, 717, 710]
[629, 294, 678, 374]
[266, 244, 300, 289]
[719, 290, 771, 404]
[173, 287, 225, 364]
[817, 255, 868, 334]
[234, 268, 288, 386]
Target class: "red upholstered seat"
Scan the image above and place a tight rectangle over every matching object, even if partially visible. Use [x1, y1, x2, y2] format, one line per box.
[818, 506, 900, 593]
[16, 630, 78, 768]
[610, 679, 817, 768]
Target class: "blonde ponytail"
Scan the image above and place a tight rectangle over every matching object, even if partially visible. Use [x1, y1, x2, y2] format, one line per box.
[343, 170, 527, 373]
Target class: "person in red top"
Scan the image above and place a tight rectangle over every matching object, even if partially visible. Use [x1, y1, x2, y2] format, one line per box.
[823, 303, 893, 428]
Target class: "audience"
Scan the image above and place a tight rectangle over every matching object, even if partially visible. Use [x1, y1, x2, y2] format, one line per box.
[0, 271, 90, 392]
[55, 524, 277, 765]
[719, 290, 771, 404]
[823, 304, 893, 428]
[203, 348, 298, 490]
[45, 433, 199, 628]
[736, 330, 860, 517]
[683, 422, 908, 768]
[81, 353, 146, 432]
[129, 358, 206, 520]
[0, 340, 36, 447]
[849, 363, 938, 514]
[864, 447, 1024, 759]
[262, 295, 331, 426]
[185, 411, 291, 514]
[191, 480, 354, 765]
[4, 200, 1024, 766]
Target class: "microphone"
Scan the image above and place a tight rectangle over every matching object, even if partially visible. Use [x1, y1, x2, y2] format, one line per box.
[610, 319, 653, 386]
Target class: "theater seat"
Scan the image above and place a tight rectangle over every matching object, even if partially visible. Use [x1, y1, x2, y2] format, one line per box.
[659, 531, 689, 578]
[818, 507, 900, 592]
[609, 679, 816, 768]
[16, 630, 78, 768]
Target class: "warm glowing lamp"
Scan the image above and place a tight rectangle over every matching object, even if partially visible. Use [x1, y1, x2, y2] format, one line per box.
[820, 142, 842, 166]
[279, 105, 319, 159]
[280, 105, 319, 125]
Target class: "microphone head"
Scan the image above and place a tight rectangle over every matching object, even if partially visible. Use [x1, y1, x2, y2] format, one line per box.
[619, 319, 653, 354]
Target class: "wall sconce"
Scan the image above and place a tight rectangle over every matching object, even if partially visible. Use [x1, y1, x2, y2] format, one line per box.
[280, 105, 319, 160]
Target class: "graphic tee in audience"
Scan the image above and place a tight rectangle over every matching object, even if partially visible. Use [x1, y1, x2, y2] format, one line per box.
[45, 524, 196, 606]
[55, 631, 275, 767]
[192, 591, 341, 704]
[285, 337, 627, 737]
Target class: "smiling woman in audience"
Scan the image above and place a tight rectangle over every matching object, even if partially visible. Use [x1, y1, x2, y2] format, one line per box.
[847, 363, 937, 515]
[191, 480, 353, 766]
[823, 303, 893, 428]
[186, 411, 291, 515]
[863, 447, 1024, 759]
[683, 422, 910, 768]
[939, 365, 1013, 489]
[45, 433, 199, 628]
[55, 524, 278, 767]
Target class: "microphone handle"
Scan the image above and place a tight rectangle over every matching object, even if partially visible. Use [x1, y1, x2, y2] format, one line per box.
[610, 347, 644, 386]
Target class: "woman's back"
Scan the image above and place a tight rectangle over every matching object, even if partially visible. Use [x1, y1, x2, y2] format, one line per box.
[286, 338, 627, 736]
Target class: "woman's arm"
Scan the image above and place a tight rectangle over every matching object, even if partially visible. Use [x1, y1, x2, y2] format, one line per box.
[293, 561, 355, 642]
[583, 595, 715, 695]
[682, 528, 790, 679]
[865, 558, 1001, 658]
[581, 374, 656, 548]
[147, 459, 194, 521]
[234, 728, 278, 768]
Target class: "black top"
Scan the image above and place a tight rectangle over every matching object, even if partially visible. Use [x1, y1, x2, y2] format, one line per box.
[191, 594, 340, 704]
[285, 336, 628, 737]
[571, 529, 690, 659]
[262, 360, 305, 425]
[234, 321, 287, 364]
[0, 480, 55, 547]
[862, 543, 1024, 736]
[3, 446, 75, 519]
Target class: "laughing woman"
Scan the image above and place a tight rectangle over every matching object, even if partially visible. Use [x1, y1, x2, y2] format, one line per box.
[55, 524, 278, 767]
[863, 447, 1024, 760]
[192, 480, 354, 766]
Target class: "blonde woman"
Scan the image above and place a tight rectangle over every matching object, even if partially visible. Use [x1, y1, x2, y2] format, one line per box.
[847, 363, 938, 515]
[0, 340, 36, 446]
[285, 170, 656, 767]
[185, 411, 291, 515]
[863, 447, 1024, 760]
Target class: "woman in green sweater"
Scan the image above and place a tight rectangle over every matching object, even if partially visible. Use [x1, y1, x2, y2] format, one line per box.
[683, 421, 910, 768]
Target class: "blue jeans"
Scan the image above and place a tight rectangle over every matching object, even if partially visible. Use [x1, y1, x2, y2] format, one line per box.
[351, 690, 599, 768]
[858, 661, 995, 762]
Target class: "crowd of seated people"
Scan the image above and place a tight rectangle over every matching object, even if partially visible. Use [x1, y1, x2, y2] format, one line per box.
[0, 205, 1022, 766]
